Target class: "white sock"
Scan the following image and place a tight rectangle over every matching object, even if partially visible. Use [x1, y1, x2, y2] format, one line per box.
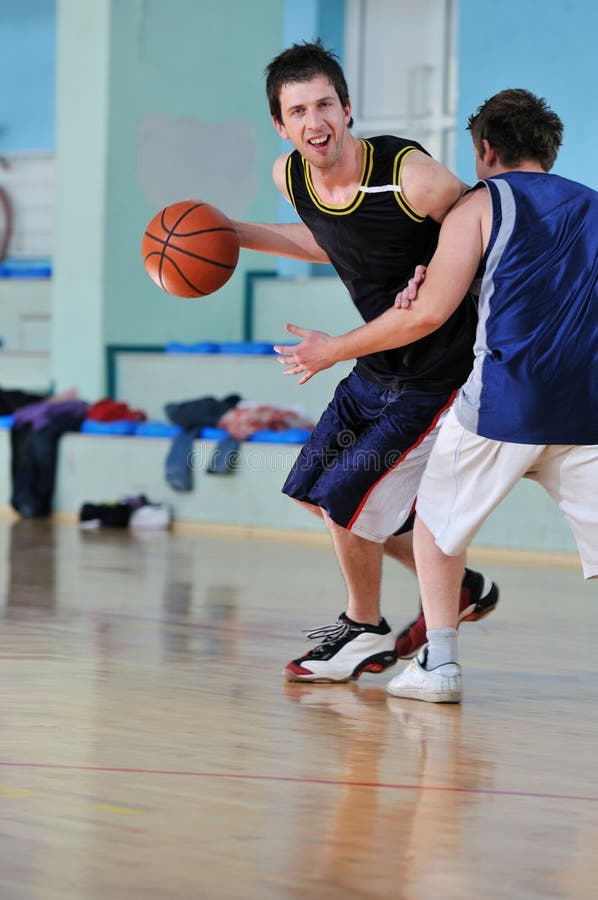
[425, 627, 458, 669]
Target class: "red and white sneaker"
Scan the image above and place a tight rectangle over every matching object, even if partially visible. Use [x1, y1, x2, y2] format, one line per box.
[395, 569, 499, 660]
[283, 613, 398, 683]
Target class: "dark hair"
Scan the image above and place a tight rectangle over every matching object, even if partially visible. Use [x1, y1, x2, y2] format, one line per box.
[467, 89, 563, 172]
[265, 39, 352, 127]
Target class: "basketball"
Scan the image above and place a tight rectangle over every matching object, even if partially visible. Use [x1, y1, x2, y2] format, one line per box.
[141, 200, 240, 298]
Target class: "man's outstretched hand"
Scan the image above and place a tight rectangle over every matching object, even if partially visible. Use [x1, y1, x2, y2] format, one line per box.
[274, 265, 428, 384]
[274, 323, 337, 385]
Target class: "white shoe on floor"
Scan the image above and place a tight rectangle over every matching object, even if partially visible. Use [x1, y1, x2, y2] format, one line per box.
[129, 503, 171, 530]
[386, 647, 462, 703]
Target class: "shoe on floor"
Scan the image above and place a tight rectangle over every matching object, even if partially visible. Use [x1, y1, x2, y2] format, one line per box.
[386, 647, 462, 703]
[129, 503, 171, 530]
[395, 568, 499, 660]
[283, 612, 397, 683]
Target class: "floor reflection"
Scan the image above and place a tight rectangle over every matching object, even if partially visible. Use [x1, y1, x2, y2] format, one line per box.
[5, 519, 56, 614]
[282, 682, 496, 898]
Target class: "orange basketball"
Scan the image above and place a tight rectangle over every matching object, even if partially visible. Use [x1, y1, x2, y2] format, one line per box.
[141, 200, 240, 298]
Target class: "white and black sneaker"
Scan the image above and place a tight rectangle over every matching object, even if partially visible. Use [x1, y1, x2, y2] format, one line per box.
[283, 612, 398, 683]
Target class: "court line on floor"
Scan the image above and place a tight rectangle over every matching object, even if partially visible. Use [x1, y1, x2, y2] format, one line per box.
[0, 761, 596, 804]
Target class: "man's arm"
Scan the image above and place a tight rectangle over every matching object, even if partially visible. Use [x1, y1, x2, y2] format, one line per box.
[230, 219, 330, 262]
[401, 151, 468, 223]
[229, 153, 330, 263]
[275, 190, 488, 384]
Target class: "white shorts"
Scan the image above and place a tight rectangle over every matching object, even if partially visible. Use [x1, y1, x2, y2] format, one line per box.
[416, 408, 598, 579]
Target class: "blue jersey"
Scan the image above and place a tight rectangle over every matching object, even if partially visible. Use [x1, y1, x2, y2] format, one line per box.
[455, 171, 598, 444]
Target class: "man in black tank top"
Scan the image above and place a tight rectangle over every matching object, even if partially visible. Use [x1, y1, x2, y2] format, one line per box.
[229, 41, 499, 683]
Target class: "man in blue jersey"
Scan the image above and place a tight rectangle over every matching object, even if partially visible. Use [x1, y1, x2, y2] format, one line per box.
[275, 88, 598, 702]
[231, 41, 499, 683]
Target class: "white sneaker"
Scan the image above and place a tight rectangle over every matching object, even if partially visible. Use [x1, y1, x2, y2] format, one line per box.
[129, 503, 171, 530]
[386, 648, 462, 703]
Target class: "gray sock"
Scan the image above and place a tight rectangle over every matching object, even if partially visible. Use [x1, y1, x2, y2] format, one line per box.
[424, 627, 458, 669]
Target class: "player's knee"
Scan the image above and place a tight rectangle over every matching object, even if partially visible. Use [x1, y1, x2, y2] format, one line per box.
[292, 498, 323, 518]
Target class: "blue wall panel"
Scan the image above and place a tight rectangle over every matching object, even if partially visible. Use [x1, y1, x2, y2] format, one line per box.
[0, 0, 56, 151]
[457, 0, 598, 186]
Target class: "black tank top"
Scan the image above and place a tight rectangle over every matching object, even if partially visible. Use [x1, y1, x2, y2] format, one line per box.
[286, 135, 476, 392]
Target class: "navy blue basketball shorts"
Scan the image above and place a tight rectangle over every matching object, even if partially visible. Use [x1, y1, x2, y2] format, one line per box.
[282, 369, 456, 542]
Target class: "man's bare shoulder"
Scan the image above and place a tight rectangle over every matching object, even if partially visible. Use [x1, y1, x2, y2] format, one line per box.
[446, 183, 491, 219]
[273, 152, 292, 197]
[402, 149, 459, 178]
[401, 151, 468, 223]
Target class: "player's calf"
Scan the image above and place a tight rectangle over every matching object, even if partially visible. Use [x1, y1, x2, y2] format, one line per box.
[395, 568, 499, 660]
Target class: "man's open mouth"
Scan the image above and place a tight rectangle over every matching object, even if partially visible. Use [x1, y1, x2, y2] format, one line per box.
[308, 135, 330, 148]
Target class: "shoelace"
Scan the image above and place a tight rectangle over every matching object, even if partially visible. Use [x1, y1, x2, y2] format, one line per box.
[304, 618, 353, 644]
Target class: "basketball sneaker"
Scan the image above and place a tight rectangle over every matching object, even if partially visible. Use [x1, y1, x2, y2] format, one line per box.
[386, 647, 463, 703]
[395, 568, 499, 660]
[283, 613, 397, 683]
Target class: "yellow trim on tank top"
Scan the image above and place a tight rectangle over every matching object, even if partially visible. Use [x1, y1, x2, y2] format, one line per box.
[393, 147, 426, 222]
[285, 154, 297, 209]
[302, 139, 374, 215]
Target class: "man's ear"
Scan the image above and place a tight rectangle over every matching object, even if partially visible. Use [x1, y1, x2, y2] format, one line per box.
[272, 116, 288, 140]
[344, 98, 352, 126]
[482, 138, 498, 167]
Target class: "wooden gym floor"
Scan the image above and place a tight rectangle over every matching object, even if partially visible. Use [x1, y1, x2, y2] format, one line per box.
[0, 517, 596, 899]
